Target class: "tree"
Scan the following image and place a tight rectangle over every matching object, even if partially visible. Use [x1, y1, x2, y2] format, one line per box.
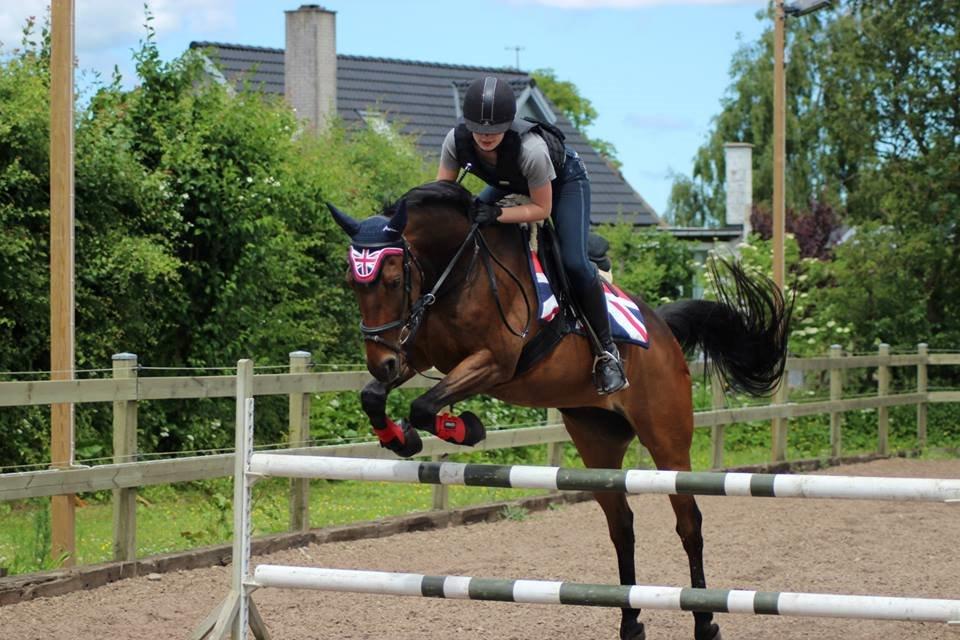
[750, 200, 840, 259]
[667, 1, 960, 351]
[596, 223, 695, 304]
[665, 5, 831, 226]
[0, 19, 433, 465]
[531, 68, 621, 169]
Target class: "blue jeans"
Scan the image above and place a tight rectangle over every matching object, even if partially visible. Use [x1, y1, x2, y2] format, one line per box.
[477, 148, 597, 294]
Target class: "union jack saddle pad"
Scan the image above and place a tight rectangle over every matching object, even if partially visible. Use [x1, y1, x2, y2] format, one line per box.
[528, 247, 650, 349]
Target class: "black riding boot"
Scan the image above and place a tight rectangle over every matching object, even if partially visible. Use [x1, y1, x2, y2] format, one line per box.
[577, 275, 629, 395]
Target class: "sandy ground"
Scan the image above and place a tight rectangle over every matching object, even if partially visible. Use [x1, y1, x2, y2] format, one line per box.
[1, 457, 959, 640]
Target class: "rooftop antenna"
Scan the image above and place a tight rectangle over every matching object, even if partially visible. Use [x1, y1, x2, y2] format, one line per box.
[505, 45, 525, 70]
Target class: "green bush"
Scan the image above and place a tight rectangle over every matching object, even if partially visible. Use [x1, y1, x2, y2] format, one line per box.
[0, 20, 433, 465]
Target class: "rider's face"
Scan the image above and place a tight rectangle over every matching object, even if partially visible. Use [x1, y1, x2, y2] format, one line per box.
[472, 132, 505, 152]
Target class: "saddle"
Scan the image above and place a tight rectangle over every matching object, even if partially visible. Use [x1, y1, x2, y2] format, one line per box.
[514, 223, 649, 376]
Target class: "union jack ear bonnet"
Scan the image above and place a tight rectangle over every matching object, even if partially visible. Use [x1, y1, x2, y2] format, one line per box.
[327, 201, 409, 283]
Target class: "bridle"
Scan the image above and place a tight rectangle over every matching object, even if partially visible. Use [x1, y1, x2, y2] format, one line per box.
[356, 222, 532, 362]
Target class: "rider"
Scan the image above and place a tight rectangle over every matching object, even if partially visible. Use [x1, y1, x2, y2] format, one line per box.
[436, 76, 628, 395]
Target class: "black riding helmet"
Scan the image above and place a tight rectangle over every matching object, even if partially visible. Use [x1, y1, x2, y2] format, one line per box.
[462, 76, 516, 134]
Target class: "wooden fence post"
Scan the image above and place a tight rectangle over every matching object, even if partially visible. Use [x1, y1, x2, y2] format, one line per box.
[877, 343, 890, 455]
[431, 454, 450, 510]
[546, 408, 564, 467]
[710, 372, 725, 470]
[288, 351, 312, 531]
[771, 382, 788, 462]
[829, 345, 843, 458]
[112, 352, 138, 563]
[917, 343, 928, 449]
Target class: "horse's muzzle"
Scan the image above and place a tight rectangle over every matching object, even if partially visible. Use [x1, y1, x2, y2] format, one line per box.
[369, 354, 401, 385]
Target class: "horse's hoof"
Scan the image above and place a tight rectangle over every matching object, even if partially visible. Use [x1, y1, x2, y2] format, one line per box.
[620, 619, 645, 640]
[698, 623, 721, 640]
[458, 411, 486, 446]
[382, 421, 423, 458]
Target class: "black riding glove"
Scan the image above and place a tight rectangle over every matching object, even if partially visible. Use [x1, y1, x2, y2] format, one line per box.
[470, 199, 503, 227]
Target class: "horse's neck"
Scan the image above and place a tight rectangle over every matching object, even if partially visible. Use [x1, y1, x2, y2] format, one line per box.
[408, 209, 525, 286]
[408, 212, 468, 266]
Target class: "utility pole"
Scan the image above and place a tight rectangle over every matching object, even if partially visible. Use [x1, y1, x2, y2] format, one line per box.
[505, 45, 525, 70]
[770, 0, 831, 463]
[773, 0, 786, 292]
[50, 0, 77, 566]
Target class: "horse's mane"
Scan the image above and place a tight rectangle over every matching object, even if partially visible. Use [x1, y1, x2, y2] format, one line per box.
[382, 181, 472, 218]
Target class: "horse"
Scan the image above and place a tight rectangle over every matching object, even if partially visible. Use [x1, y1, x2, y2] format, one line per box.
[327, 180, 791, 640]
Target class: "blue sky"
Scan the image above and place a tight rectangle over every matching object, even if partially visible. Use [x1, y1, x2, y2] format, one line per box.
[0, 0, 770, 218]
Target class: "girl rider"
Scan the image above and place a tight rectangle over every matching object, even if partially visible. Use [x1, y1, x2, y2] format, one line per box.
[436, 76, 628, 395]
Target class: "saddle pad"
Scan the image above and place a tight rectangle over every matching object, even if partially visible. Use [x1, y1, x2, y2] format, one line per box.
[529, 251, 650, 348]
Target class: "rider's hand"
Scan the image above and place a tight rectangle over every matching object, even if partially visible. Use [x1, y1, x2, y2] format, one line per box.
[470, 199, 503, 227]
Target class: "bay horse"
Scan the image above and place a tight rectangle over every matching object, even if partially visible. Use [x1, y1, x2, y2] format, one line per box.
[328, 180, 790, 640]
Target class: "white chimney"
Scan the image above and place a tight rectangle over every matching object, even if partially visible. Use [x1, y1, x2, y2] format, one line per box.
[724, 142, 753, 239]
[285, 5, 337, 129]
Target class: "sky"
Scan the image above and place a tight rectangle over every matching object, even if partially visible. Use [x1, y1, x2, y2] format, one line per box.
[0, 0, 770, 218]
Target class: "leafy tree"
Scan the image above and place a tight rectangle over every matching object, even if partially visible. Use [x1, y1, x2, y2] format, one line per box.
[0, 18, 433, 466]
[668, 1, 959, 353]
[750, 200, 841, 259]
[665, 5, 831, 226]
[531, 68, 621, 169]
[596, 223, 695, 304]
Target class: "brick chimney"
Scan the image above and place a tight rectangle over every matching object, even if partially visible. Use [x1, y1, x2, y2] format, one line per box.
[285, 5, 337, 129]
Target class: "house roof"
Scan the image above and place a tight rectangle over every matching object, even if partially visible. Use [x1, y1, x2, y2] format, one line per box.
[188, 42, 660, 226]
[666, 225, 743, 240]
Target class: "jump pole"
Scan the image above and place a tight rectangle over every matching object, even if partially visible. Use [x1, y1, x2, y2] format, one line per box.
[248, 453, 960, 504]
[252, 566, 960, 624]
[195, 360, 960, 638]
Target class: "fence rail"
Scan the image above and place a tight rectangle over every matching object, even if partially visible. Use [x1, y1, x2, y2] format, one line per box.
[0, 342, 956, 566]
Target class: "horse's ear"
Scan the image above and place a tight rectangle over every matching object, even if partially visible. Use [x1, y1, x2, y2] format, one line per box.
[384, 199, 408, 239]
[326, 202, 361, 237]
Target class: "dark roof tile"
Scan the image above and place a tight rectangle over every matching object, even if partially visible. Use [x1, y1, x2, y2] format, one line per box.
[189, 41, 659, 224]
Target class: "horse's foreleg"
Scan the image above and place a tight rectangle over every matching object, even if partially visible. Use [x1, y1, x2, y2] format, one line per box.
[360, 377, 423, 457]
[408, 349, 509, 446]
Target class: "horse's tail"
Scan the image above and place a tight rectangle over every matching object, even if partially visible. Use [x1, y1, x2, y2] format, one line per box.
[655, 258, 793, 396]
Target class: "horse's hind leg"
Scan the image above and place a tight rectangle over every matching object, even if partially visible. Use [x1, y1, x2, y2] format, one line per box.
[561, 407, 646, 640]
[642, 420, 722, 640]
[669, 494, 721, 640]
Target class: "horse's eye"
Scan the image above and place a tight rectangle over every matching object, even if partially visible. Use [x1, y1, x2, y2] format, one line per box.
[386, 277, 402, 290]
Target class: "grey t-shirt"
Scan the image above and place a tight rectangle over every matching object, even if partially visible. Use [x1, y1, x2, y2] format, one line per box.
[440, 128, 557, 189]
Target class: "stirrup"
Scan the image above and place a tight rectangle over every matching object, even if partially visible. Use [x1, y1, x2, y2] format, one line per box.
[593, 348, 629, 395]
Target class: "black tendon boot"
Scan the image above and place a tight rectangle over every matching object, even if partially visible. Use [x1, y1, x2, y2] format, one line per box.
[578, 275, 629, 395]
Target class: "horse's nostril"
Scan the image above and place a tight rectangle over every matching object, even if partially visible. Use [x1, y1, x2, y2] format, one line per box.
[382, 357, 398, 380]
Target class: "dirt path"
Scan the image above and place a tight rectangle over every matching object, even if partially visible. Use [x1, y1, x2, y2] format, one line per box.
[1, 458, 959, 640]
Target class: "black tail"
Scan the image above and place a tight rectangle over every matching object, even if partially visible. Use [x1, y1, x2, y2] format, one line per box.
[656, 258, 792, 396]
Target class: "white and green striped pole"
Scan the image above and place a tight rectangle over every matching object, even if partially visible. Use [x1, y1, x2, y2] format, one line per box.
[252, 566, 960, 624]
[248, 454, 960, 503]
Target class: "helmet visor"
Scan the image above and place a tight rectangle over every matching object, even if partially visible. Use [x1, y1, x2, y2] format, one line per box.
[464, 118, 513, 134]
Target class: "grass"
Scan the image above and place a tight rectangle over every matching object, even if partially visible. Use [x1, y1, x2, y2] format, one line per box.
[0, 473, 543, 573]
[0, 408, 954, 576]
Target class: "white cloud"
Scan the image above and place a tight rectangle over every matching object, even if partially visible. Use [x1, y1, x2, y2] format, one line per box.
[508, 0, 761, 7]
[1, 0, 235, 54]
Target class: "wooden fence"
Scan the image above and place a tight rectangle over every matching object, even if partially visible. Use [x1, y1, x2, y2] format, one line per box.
[0, 343, 957, 566]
